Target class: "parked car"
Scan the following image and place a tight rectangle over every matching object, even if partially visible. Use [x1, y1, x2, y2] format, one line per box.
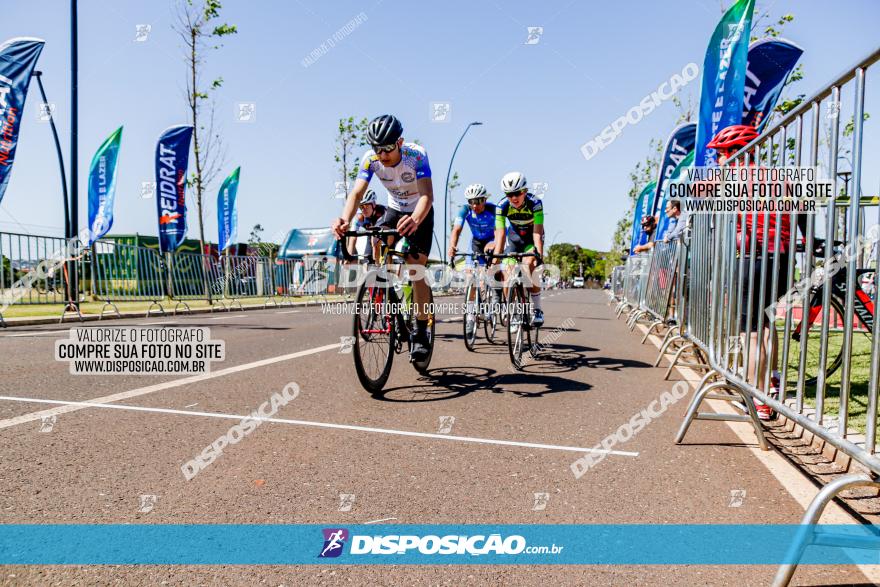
[572, 277, 585, 288]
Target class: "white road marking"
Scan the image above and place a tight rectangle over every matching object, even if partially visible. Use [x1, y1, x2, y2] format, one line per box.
[0, 342, 340, 430]
[364, 517, 397, 524]
[209, 315, 237, 320]
[278, 310, 301, 314]
[0, 329, 69, 338]
[0, 394, 639, 457]
[184, 403, 199, 408]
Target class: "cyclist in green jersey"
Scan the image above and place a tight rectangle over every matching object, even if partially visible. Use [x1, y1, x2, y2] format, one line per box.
[492, 171, 545, 327]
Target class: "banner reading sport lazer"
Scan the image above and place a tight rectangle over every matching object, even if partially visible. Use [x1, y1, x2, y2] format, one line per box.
[743, 38, 803, 132]
[88, 126, 123, 245]
[155, 125, 193, 253]
[0, 37, 45, 205]
[694, 0, 755, 167]
[217, 166, 240, 252]
[629, 181, 656, 255]
[651, 123, 696, 215]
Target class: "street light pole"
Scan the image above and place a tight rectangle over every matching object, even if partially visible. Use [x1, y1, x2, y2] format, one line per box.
[68, 0, 79, 309]
[32, 71, 70, 238]
[443, 121, 482, 264]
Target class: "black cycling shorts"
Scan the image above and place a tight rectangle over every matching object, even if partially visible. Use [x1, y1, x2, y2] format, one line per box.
[470, 238, 492, 265]
[377, 206, 434, 256]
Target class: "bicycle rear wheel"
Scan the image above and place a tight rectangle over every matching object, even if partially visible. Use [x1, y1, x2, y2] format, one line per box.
[352, 278, 395, 393]
[507, 282, 531, 370]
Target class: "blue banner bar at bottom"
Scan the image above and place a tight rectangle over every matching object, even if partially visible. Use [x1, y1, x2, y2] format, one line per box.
[0, 525, 878, 565]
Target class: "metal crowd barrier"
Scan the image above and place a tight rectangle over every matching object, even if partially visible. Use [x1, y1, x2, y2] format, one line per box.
[648, 47, 880, 586]
[610, 265, 625, 300]
[90, 240, 166, 317]
[633, 240, 680, 341]
[0, 231, 87, 325]
[616, 253, 650, 320]
[0, 228, 356, 322]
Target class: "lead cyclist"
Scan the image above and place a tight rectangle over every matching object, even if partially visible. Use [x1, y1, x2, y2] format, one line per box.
[331, 114, 435, 361]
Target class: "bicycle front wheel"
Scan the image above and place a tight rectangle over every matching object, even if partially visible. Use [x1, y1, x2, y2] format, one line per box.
[507, 282, 531, 370]
[484, 285, 499, 344]
[352, 278, 395, 393]
[463, 282, 478, 351]
[413, 288, 435, 374]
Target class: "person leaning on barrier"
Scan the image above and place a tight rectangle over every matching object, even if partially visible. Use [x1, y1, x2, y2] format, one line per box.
[707, 124, 807, 420]
[663, 200, 685, 242]
[632, 214, 657, 253]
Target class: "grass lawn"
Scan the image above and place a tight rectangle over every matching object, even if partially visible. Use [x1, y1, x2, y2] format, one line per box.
[785, 329, 875, 434]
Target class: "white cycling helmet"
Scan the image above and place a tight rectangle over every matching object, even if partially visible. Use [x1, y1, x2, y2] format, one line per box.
[500, 171, 528, 194]
[464, 183, 488, 201]
[360, 189, 378, 205]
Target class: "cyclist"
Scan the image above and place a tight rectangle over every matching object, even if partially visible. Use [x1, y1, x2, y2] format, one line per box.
[448, 183, 497, 264]
[449, 183, 503, 335]
[331, 114, 435, 361]
[708, 124, 805, 420]
[492, 171, 545, 327]
[346, 189, 386, 262]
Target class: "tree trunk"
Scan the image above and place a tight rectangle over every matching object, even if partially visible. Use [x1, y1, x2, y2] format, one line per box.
[189, 29, 211, 303]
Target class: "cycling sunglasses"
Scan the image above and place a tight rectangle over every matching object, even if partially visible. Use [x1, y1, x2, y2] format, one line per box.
[372, 143, 398, 154]
[504, 189, 527, 198]
[467, 197, 487, 205]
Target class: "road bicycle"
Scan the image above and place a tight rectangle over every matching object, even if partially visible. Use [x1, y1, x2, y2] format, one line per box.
[785, 239, 874, 386]
[449, 253, 502, 350]
[489, 251, 542, 370]
[341, 227, 435, 393]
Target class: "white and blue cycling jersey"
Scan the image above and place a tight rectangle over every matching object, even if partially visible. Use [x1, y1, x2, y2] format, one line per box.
[357, 143, 432, 213]
[454, 202, 497, 242]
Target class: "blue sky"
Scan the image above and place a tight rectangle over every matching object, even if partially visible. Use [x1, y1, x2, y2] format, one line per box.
[2, 0, 879, 252]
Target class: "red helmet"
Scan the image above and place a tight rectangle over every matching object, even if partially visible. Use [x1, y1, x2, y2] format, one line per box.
[707, 124, 759, 152]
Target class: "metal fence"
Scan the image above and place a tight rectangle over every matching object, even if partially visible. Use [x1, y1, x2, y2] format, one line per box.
[616, 47, 880, 586]
[90, 240, 166, 316]
[0, 232, 351, 322]
[610, 265, 625, 300]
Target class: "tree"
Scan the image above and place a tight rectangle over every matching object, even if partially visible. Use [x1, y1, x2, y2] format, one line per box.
[334, 117, 369, 189]
[611, 139, 663, 260]
[248, 223, 264, 247]
[173, 0, 238, 258]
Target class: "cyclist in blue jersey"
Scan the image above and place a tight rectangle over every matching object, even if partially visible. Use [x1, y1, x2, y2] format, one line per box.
[331, 114, 435, 360]
[449, 184, 504, 335]
[447, 183, 497, 265]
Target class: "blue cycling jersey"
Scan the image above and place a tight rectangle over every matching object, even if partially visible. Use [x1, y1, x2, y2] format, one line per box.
[454, 203, 497, 242]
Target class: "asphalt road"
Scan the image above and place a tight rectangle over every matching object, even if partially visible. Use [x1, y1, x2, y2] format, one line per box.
[0, 289, 870, 585]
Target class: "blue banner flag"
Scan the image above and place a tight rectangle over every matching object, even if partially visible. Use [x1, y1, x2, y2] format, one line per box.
[155, 125, 193, 253]
[694, 0, 755, 167]
[87, 126, 123, 245]
[651, 122, 696, 215]
[630, 181, 656, 255]
[743, 38, 803, 132]
[217, 167, 240, 251]
[0, 37, 45, 204]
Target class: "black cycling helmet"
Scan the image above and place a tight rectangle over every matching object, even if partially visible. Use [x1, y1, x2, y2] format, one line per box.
[367, 114, 403, 146]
